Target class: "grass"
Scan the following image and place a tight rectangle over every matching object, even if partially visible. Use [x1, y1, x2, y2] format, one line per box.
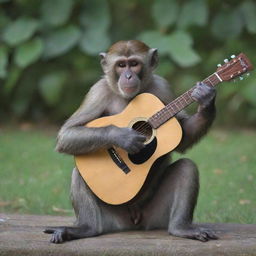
[0, 127, 255, 224]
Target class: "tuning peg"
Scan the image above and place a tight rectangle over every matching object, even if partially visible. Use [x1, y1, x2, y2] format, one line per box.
[217, 64, 222, 67]
[239, 76, 244, 80]
[231, 55, 236, 59]
[224, 59, 229, 63]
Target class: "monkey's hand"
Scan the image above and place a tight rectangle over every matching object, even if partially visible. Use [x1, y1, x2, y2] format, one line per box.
[109, 126, 146, 154]
[191, 82, 216, 109]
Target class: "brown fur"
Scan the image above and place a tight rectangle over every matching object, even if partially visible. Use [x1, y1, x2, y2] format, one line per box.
[108, 40, 150, 57]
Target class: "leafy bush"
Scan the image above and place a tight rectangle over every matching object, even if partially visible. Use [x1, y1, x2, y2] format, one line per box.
[0, 0, 255, 125]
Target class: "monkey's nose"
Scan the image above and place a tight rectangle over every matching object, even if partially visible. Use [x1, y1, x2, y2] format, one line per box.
[125, 73, 132, 80]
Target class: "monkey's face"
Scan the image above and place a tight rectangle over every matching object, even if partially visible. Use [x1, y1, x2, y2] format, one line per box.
[100, 40, 158, 99]
[115, 58, 142, 98]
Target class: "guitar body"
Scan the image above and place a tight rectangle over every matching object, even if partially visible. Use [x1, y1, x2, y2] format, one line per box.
[75, 93, 183, 205]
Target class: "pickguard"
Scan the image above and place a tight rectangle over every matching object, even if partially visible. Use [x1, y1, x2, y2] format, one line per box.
[128, 137, 157, 164]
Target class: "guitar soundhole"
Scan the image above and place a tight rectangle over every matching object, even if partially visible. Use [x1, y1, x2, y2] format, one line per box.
[128, 120, 157, 165]
[131, 121, 153, 144]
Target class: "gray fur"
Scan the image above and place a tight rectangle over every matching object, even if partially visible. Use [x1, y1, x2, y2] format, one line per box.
[45, 43, 217, 243]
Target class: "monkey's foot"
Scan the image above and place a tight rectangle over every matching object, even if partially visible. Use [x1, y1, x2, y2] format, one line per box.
[44, 225, 98, 244]
[44, 227, 71, 243]
[169, 226, 218, 242]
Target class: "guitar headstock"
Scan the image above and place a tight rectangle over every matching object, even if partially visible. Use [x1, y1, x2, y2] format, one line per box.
[216, 53, 253, 82]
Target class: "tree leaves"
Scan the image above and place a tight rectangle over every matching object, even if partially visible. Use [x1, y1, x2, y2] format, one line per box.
[40, 0, 73, 27]
[3, 17, 39, 46]
[79, 0, 110, 32]
[167, 31, 201, 67]
[0, 1, 256, 124]
[138, 31, 169, 52]
[211, 10, 243, 40]
[15, 38, 43, 68]
[241, 78, 256, 107]
[79, 0, 111, 55]
[0, 46, 8, 78]
[43, 25, 81, 59]
[240, 0, 256, 34]
[139, 30, 200, 67]
[152, 0, 179, 29]
[79, 29, 110, 55]
[38, 72, 67, 106]
[177, 0, 208, 28]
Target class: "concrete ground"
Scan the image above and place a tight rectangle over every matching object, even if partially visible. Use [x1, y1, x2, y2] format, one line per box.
[0, 213, 256, 256]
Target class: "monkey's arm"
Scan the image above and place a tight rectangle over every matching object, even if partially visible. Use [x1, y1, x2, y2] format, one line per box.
[56, 80, 145, 155]
[56, 80, 115, 155]
[175, 82, 216, 153]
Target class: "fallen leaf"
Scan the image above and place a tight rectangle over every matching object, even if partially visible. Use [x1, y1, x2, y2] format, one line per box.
[19, 122, 34, 131]
[213, 169, 223, 175]
[239, 199, 251, 205]
[0, 201, 11, 207]
[239, 155, 248, 163]
[212, 131, 228, 142]
[247, 175, 253, 181]
[52, 206, 73, 213]
[239, 188, 244, 193]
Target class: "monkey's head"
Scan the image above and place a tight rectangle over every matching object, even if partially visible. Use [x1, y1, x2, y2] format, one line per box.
[100, 40, 158, 99]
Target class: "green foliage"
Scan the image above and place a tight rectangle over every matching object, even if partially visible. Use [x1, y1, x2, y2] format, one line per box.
[241, 78, 256, 107]
[177, 0, 208, 28]
[43, 25, 81, 59]
[40, 0, 73, 27]
[0, 45, 8, 78]
[3, 17, 39, 46]
[240, 0, 256, 34]
[39, 72, 67, 106]
[166, 30, 201, 67]
[79, 0, 111, 55]
[14, 38, 43, 68]
[79, 29, 110, 55]
[152, 0, 179, 29]
[79, 0, 110, 32]
[139, 30, 200, 67]
[211, 9, 243, 40]
[0, 0, 256, 125]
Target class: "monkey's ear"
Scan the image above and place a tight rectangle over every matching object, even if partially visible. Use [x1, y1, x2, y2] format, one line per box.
[149, 48, 158, 69]
[99, 52, 107, 67]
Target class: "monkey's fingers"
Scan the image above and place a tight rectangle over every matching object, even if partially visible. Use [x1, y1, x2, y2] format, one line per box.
[50, 231, 64, 244]
[195, 231, 209, 242]
[205, 230, 218, 240]
[137, 135, 147, 142]
[191, 90, 201, 102]
[129, 143, 145, 154]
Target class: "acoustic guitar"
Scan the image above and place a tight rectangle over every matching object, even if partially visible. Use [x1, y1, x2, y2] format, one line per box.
[75, 53, 253, 205]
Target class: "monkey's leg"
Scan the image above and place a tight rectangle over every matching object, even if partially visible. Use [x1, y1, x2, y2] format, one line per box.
[44, 168, 134, 243]
[142, 158, 218, 242]
[44, 168, 103, 243]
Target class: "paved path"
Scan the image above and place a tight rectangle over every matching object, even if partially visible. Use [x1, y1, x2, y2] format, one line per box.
[0, 214, 256, 256]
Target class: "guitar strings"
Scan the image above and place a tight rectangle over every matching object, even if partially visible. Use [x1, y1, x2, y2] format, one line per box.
[133, 90, 194, 134]
[131, 76, 219, 136]
[131, 96, 188, 136]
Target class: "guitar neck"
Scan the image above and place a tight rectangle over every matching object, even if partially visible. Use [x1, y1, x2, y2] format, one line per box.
[148, 72, 222, 129]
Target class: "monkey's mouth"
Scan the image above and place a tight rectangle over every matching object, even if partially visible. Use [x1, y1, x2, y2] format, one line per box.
[123, 86, 137, 94]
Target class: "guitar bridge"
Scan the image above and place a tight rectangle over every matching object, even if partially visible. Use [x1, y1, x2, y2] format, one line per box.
[107, 147, 130, 174]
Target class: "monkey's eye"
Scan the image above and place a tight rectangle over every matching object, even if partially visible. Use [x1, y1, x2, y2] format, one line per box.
[130, 61, 138, 67]
[118, 62, 126, 68]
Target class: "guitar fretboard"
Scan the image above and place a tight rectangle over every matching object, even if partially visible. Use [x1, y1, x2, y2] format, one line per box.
[148, 73, 222, 129]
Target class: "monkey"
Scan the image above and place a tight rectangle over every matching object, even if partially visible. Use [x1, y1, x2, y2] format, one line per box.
[44, 40, 218, 243]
